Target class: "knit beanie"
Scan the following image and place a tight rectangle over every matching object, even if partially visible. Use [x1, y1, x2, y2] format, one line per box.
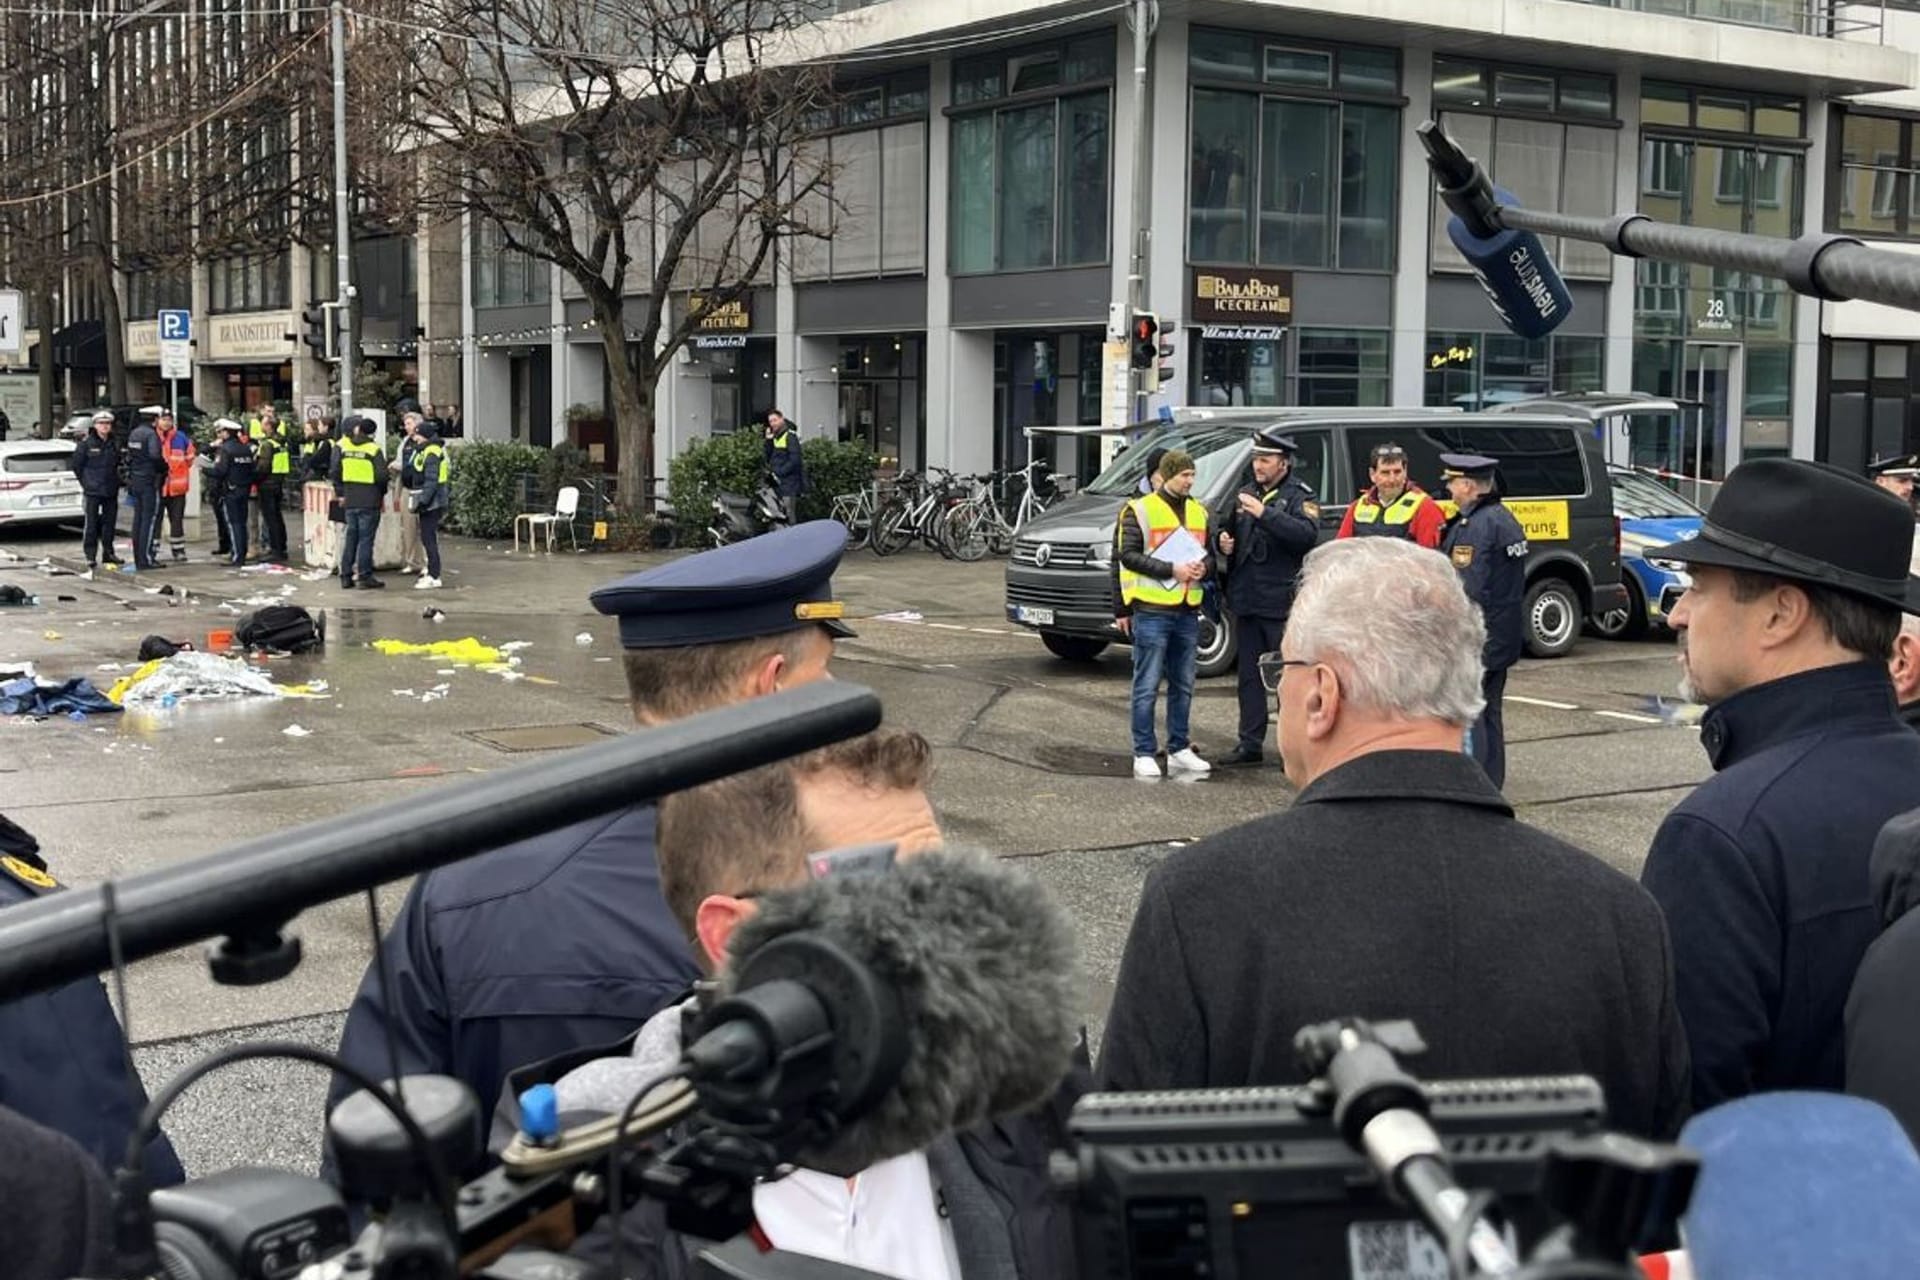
[1159, 448, 1196, 482]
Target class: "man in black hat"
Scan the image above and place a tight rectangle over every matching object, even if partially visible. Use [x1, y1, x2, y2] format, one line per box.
[1438, 453, 1528, 788]
[1212, 426, 1320, 766]
[1639, 458, 1920, 1111]
[326, 521, 856, 1174]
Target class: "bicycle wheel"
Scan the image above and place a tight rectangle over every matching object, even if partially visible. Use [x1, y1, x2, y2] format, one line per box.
[872, 501, 914, 556]
[943, 503, 990, 562]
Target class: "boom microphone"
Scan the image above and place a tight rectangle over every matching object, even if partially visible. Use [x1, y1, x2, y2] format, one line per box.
[1420, 121, 1574, 340]
[699, 847, 1081, 1176]
[1678, 1092, 1920, 1278]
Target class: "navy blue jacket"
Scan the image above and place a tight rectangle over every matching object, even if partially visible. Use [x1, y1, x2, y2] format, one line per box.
[326, 804, 701, 1173]
[0, 819, 184, 1186]
[69, 433, 119, 498]
[1641, 662, 1920, 1111]
[1214, 473, 1319, 618]
[764, 429, 805, 498]
[1442, 496, 1529, 672]
[212, 436, 257, 491]
[124, 424, 163, 487]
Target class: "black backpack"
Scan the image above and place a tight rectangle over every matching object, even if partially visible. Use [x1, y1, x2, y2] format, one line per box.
[234, 604, 324, 654]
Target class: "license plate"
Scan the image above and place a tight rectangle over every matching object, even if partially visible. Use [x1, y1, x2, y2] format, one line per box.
[1346, 1220, 1450, 1280]
[29, 493, 78, 508]
[1013, 605, 1054, 626]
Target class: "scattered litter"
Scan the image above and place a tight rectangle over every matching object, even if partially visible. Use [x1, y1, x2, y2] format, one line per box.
[214, 737, 225, 744]
[0, 585, 38, 606]
[300, 570, 332, 582]
[221, 592, 293, 612]
[56, 595, 76, 602]
[282, 724, 312, 737]
[0, 662, 37, 683]
[96, 663, 126, 673]
[435, 668, 456, 675]
[373, 637, 503, 665]
[593, 657, 613, 663]
[872, 610, 924, 623]
[240, 563, 297, 575]
[494, 670, 527, 682]
[575, 632, 593, 647]
[499, 641, 533, 653]
[525, 675, 559, 685]
[106, 651, 328, 706]
[422, 608, 445, 622]
[392, 689, 417, 698]
[0, 675, 122, 718]
[41, 629, 62, 640]
[395, 764, 445, 778]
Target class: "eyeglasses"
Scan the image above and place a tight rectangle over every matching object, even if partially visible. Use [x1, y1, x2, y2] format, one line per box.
[1370, 446, 1407, 464]
[1257, 652, 1314, 693]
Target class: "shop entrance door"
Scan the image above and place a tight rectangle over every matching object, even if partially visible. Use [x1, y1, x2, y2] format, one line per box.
[1681, 342, 1741, 506]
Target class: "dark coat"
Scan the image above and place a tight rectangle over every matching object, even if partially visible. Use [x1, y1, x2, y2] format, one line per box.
[124, 423, 163, 486]
[0, 817, 184, 1186]
[1212, 471, 1318, 618]
[212, 435, 257, 491]
[325, 804, 701, 1176]
[1641, 662, 1920, 1112]
[764, 428, 805, 498]
[1441, 495, 1529, 672]
[1099, 749, 1691, 1140]
[1, 1104, 122, 1280]
[1845, 807, 1920, 1145]
[69, 432, 119, 498]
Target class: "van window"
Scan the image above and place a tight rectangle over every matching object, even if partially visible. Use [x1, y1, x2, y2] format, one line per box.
[1344, 425, 1588, 498]
[1084, 425, 1250, 498]
[1213, 429, 1333, 504]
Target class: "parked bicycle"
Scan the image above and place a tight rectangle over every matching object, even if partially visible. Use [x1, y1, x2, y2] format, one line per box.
[871, 468, 969, 558]
[828, 482, 883, 551]
[939, 456, 1059, 561]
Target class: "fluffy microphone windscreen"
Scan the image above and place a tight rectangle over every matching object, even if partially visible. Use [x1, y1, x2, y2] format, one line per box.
[1680, 1091, 1920, 1280]
[722, 847, 1081, 1175]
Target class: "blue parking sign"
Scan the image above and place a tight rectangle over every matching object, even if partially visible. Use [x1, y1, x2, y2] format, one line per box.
[158, 309, 191, 342]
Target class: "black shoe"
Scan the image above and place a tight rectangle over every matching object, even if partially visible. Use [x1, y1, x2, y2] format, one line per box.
[359, 577, 387, 590]
[1218, 747, 1265, 767]
[339, 578, 355, 589]
[103, 557, 124, 568]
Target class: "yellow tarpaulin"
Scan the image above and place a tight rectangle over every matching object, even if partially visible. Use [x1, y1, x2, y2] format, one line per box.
[372, 637, 504, 666]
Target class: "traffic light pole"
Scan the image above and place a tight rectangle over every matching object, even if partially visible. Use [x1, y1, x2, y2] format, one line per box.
[1124, 0, 1155, 424]
[330, 0, 356, 415]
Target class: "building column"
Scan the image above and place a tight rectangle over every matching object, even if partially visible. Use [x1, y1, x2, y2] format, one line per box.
[1791, 97, 1829, 461]
[460, 211, 480, 434]
[1390, 47, 1435, 408]
[776, 270, 800, 432]
[421, 217, 463, 412]
[1146, 15, 1189, 418]
[924, 59, 959, 470]
[1603, 66, 1643, 465]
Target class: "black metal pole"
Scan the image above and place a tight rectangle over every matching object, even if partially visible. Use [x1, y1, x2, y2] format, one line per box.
[0, 681, 883, 998]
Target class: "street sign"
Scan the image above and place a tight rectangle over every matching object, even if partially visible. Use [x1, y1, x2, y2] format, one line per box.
[160, 340, 191, 380]
[0, 290, 22, 357]
[158, 309, 191, 342]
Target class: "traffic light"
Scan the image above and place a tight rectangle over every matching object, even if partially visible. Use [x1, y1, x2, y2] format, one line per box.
[1131, 310, 1177, 386]
[302, 302, 330, 359]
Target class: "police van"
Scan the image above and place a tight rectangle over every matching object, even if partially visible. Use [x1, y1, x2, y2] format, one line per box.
[1004, 398, 1658, 676]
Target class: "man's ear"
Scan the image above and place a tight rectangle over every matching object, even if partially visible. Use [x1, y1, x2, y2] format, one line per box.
[746, 649, 787, 699]
[1304, 664, 1341, 741]
[1760, 582, 1817, 649]
[1891, 631, 1920, 704]
[694, 895, 753, 972]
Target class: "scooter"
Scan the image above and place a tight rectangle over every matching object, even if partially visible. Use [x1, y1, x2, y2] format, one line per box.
[708, 477, 790, 546]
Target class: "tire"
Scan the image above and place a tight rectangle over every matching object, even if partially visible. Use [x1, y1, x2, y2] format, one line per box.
[1041, 633, 1109, 661]
[1589, 574, 1648, 641]
[943, 505, 989, 562]
[1525, 576, 1583, 658]
[871, 502, 913, 557]
[1195, 607, 1235, 678]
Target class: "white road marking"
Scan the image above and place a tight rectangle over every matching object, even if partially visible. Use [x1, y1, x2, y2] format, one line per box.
[1593, 709, 1664, 725]
[926, 623, 968, 631]
[969, 627, 1007, 635]
[1505, 695, 1578, 710]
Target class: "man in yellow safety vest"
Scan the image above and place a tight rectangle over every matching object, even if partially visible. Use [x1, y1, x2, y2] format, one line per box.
[331, 415, 387, 590]
[1116, 448, 1216, 779]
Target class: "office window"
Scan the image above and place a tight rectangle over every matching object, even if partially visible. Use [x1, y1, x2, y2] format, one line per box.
[1294, 328, 1388, 405]
[1633, 137, 1801, 338]
[950, 37, 1112, 274]
[209, 251, 289, 314]
[1641, 82, 1804, 140]
[1835, 112, 1920, 240]
[472, 220, 549, 308]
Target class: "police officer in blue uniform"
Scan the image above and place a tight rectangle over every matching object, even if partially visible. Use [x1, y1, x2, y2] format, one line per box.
[1213, 426, 1321, 766]
[0, 813, 184, 1185]
[325, 522, 857, 1172]
[1439, 453, 1528, 789]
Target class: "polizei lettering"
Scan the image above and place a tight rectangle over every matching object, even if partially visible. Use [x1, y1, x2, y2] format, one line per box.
[1508, 245, 1559, 319]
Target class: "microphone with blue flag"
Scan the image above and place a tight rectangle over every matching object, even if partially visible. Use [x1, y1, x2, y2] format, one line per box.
[1419, 121, 1574, 341]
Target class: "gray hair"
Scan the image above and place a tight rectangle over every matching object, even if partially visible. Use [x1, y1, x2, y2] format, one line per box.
[1288, 538, 1487, 725]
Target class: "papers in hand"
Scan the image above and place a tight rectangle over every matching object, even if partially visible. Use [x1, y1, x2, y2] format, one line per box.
[1154, 527, 1206, 589]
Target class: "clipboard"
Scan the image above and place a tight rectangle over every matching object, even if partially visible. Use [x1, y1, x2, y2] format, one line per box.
[1154, 526, 1206, 589]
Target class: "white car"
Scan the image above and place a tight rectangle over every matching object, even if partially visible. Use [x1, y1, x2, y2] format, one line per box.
[0, 440, 83, 527]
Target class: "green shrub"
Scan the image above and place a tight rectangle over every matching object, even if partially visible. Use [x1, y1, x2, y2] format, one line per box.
[665, 427, 877, 542]
[448, 441, 546, 538]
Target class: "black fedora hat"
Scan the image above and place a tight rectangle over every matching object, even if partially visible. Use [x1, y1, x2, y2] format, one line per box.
[1646, 458, 1920, 614]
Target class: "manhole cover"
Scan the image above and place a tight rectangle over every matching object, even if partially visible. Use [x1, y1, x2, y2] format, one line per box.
[465, 723, 622, 753]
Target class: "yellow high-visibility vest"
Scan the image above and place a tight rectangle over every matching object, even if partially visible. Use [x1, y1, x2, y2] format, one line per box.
[414, 442, 449, 485]
[1117, 491, 1207, 608]
[339, 438, 383, 487]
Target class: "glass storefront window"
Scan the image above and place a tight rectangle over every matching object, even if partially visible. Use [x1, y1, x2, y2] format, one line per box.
[1190, 90, 1256, 264]
[1197, 335, 1285, 406]
[1422, 331, 1602, 407]
[1296, 328, 1388, 405]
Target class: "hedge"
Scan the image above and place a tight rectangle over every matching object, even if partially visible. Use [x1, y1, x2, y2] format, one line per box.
[666, 427, 877, 544]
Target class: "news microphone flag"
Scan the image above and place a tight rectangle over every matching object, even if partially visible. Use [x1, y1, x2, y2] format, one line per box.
[1446, 186, 1574, 341]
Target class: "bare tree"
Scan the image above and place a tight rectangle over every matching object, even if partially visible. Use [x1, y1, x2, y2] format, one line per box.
[376, 0, 837, 509]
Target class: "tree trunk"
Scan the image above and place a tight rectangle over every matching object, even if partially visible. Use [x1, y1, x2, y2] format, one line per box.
[87, 187, 129, 403]
[34, 286, 54, 436]
[598, 300, 655, 516]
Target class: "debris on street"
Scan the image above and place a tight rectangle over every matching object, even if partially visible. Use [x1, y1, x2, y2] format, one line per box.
[0, 674, 122, 718]
[105, 651, 330, 707]
[373, 636, 502, 665]
[282, 724, 313, 737]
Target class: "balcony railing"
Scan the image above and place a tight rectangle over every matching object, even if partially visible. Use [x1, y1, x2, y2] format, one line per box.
[1564, 0, 1886, 38]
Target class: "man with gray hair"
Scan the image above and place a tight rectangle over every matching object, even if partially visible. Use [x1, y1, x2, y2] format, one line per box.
[1100, 537, 1691, 1139]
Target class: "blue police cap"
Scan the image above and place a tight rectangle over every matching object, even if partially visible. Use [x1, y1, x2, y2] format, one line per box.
[1438, 452, 1499, 480]
[590, 520, 857, 649]
[1251, 427, 1298, 456]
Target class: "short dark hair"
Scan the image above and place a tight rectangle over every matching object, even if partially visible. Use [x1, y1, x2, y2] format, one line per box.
[619, 626, 820, 721]
[1728, 570, 1901, 660]
[656, 728, 935, 943]
[1371, 443, 1407, 464]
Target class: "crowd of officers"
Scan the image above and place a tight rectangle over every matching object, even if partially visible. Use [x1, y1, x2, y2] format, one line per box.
[63, 401, 451, 583]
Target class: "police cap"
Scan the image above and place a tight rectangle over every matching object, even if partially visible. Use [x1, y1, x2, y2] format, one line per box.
[91, 410, 114, 425]
[213, 417, 243, 436]
[1868, 452, 1920, 479]
[1251, 427, 1298, 457]
[1439, 452, 1500, 481]
[590, 520, 857, 649]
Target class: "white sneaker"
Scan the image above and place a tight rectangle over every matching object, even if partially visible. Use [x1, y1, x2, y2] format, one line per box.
[401, 565, 421, 575]
[414, 575, 441, 590]
[1133, 755, 1163, 779]
[1167, 748, 1211, 775]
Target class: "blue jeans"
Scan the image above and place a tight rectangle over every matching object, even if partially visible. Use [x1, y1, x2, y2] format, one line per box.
[1130, 609, 1198, 757]
[340, 507, 381, 582]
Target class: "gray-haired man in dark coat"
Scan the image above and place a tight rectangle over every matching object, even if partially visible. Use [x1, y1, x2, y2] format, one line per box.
[1100, 536, 1690, 1140]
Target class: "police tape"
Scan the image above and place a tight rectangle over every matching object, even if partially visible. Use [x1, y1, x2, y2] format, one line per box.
[1624, 463, 1724, 490]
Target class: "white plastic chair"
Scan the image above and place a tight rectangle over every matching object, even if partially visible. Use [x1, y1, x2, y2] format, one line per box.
[514, 485, 581, 553]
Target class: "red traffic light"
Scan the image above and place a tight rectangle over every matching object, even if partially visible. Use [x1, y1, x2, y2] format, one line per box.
[1132, 315, 1156, 342]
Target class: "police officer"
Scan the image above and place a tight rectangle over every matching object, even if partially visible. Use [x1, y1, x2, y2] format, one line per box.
[253, 408, 293, 563]
[1213, 427, 1320, 766]
[300, 415, 335, 483]
[69, 410, 121, 572]
[325, 520, 857, 1170]
[763, 408, 805, 523]
[210, 418, 257, 567]
[1869, 452, 1919, 576]
[332, 415, 386, 589]
[124, 408, 164, 570]
[0, 813, 184, 1187]
[1439, 452, 1528, 789]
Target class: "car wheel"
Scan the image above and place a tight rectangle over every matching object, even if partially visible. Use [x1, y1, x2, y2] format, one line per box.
[1195, 609, 1235, 678]
[1041, 633, 1109, 662]
[1525, 577, 1583, 658]
[1589, 576, 1649, 641]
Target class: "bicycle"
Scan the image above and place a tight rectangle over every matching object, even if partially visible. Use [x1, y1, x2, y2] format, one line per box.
[872, 468, 967, 557]
[828, 482, 882, 551]
[940, 457, 1059, 559]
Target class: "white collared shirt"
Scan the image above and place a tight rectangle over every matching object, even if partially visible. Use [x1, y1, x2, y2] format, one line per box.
[751, 1151, 963, 1280]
